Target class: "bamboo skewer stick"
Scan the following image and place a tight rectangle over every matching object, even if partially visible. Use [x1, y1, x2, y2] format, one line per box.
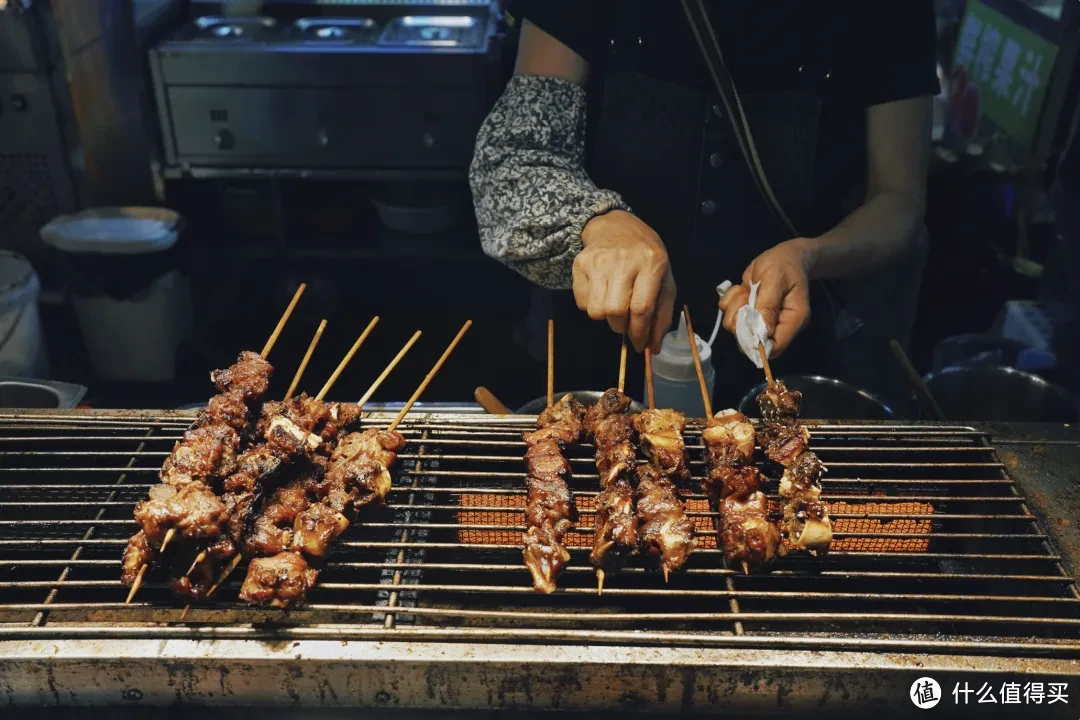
[315, 316, 380, 402]
[682, 306, 712, 419]
[386, 320, 472, 434]
[757, 343, 774, 385]
[158, 528, 176, 554]
[547, 319, 555, 408]
[285, 320, 328, 400]
[125, 565, 147, 604]
[356, 331, 422, 408]
[644, 349, 655, 410]
[617, 333, 628, 393]
[261, 283, 306, 359]
[181, 550, 244, 620]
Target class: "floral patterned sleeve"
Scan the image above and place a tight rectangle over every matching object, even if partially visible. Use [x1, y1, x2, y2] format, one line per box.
[469, 74, 630, 290]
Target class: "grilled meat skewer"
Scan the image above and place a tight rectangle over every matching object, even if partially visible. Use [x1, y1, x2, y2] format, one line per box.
[632, 408, 694, 578]
[755, 381, 833, 555]
[121, 352, 274, 592]
[634, 463, 695, 579]
[521, 393, 585, 594]
[702, 410, 781, 571]
[584, 389, 639, 586]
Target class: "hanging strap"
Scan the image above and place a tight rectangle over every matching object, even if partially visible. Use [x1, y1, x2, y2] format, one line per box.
[679, 0, 799, 239]
[681, 0, 853, 338]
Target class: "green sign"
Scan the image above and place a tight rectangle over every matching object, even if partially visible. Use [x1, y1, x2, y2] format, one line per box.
[950, 0, 1060, 149]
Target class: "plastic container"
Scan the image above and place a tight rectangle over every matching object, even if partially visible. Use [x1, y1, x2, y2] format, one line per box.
[0, 252, 48, 378]
[40, 207, 191, 382]
[647, 315, 714, 416]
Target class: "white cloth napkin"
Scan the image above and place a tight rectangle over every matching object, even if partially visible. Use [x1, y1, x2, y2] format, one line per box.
[716, 280, 772, 368]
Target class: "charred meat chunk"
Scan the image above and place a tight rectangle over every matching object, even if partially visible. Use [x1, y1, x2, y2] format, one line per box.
[239, 551, 320, 609]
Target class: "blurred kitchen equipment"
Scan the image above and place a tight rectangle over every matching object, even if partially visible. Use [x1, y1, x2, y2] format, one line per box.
[0, 376, 85, 408]
[890, 339, 946, 421]
[371, 182, 462, 235]
[933, 331, 1053, 372]
[921, 366, 1080, 422]
[739, 375, 895, 420]
[474, 386, 510, 414]
[0, 251, 47, 378]
[518, 391, 645, 415]
[40, 207, 191, 382]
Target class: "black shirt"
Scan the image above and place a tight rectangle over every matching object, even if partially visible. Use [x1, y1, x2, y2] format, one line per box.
[513, 0, 939, 235]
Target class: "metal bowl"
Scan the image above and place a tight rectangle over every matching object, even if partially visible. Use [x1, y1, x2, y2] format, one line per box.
[0, 377, 86, 409]
[737, 375, 895, 420]
[517, 390, 646, 415]
[921, 366, 1080, 422]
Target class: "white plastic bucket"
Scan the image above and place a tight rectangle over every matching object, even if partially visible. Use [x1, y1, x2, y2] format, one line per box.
[41, 207, 190, 382]
[0, 251, 47, 378]
[70, 270, 191, 382]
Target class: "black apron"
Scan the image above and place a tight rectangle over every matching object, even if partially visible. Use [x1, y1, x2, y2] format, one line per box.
[529, 10, 925, 413]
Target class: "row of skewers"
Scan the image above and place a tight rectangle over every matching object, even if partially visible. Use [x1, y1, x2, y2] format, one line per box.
[521, 309, 834, 594]
[121, 284, 472, 611]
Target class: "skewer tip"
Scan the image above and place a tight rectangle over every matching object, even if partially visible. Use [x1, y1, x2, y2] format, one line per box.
[180, 604, 191, 621]
[159, 528, 176, 555]
[596, 569, 605, 596]
[125, 564, 148, 605]
[207, 554, 244, 598]
[741, 561, 750, 576]
[662, 566, 670, 583]
[185, 550, 208, 578]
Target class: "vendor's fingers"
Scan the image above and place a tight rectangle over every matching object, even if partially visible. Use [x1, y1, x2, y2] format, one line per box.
[717, 283, 742, 313]
[604, 272, 635, 336]
[754, 280, 784, 336]
[770, 284, 811, 358]
[720, 286, 750, 333]
[585, 273, 610, 322]
[572, 261, 590, 312]
[649, 272, 677, 354]
[627, 267, 663, 352]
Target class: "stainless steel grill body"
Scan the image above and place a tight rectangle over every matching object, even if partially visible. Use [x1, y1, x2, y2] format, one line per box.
[0, 410, 1077, 713]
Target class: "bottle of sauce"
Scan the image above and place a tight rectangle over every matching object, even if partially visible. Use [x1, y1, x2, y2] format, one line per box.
[646, 315, 714, 416]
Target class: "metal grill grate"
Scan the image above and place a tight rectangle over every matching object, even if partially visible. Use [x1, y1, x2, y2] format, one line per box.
[1, 410, 1078, 656]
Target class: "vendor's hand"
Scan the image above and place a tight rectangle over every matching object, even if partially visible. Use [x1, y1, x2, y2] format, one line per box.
[573, 210, 676, 353]
[719, 239, 815, 358]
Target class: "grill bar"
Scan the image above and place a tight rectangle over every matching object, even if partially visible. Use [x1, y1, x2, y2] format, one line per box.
[0, 410, 1076, 659]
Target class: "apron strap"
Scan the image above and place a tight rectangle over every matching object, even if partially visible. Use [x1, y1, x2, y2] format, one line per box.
[679, 0, 800, 239]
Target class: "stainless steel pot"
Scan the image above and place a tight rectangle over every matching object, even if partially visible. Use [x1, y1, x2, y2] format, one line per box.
[517, 390, 646, 415]
[0, 377, 86, 409]
[737, 375, 895, 420]
[921, 366, 1080, 422]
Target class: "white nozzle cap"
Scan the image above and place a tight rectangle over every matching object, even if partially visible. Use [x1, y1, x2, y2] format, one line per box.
[652, 315, 712, 381]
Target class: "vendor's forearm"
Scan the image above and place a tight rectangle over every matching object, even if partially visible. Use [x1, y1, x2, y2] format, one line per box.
[802, 189, 925, 281]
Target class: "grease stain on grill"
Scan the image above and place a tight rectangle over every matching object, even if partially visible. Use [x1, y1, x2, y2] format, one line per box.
[0, 411, 1078, 655]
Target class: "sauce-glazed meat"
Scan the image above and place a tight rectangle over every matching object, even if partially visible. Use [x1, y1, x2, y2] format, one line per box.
[754, 382, 832, 556]
[239, 551, 320, 609]
[210, 350, 273, 404]
[586, 390, 639, 582]
[521, 393, 584, 594]
[702, 409, 781, 571]
[634, 464, 694, 576]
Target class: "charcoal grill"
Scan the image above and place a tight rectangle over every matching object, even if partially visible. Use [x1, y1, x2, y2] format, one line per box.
[0, 409, 1078, 713]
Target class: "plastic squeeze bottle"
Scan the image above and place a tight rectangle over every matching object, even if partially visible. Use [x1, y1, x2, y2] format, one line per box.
[646, 314, 715, 416]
